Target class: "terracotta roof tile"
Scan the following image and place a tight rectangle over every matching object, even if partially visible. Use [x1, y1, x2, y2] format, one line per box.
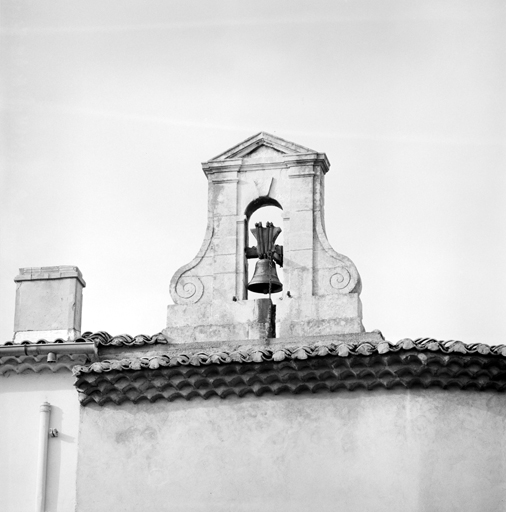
[1, 331, 169, 347]
[2, 338, 78, 346]
[74, 338, 506, 406]
[0, 353, 89, 375]
[73, 338, 506, 375]
[77, 331, 169, 346]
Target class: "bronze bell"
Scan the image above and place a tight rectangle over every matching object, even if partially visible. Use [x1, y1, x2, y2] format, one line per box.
[247, 259, 283, 294]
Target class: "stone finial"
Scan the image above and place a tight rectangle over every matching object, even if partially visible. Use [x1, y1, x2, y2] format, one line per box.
[13, 266, 86, 343]
[165, 132, 364, 343]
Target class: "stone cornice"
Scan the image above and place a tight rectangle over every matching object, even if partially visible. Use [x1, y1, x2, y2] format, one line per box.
[202, 153, 330, 176]
[74, 338, 506, 406]
[15, 265, 86, 287]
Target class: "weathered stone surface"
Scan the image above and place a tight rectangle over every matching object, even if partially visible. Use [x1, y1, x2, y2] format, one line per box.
[165, 298, 274, 343]
[276, 294, 363, 336]
[76, 388, 506, 512]
[166, 133, 363, 342]
[13, 266, 85, 343]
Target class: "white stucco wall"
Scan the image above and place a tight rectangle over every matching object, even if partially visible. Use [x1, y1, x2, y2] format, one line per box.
[76, 389, 506, 512]
[0, 371, 80, 512]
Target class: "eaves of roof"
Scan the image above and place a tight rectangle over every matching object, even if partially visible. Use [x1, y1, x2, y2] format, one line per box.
[1, 331, 169, 347]
[0, 332, 168, 374]
[0, 353, 90, 375]
[74, 338, 506, 406]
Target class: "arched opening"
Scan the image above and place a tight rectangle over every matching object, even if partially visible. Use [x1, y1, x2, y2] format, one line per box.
[245, 196, 282, 219]
[244, 198, 284, 300]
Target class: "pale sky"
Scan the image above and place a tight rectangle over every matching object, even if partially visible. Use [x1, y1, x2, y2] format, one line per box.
[1, 0, 505, 344]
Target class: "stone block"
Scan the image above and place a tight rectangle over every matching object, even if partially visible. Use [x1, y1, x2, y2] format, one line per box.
[288, 230, 313, 252]
[282, 268, 312, 298]
[276, 294, 363, 337]
[288, 210, 313, 233]
[164, 298, 273, 343]
[213, 254, 237, 274]
[212, 236, 237, 256]
[285, 248, 313, 268]
[213, 182, 238, 216]
[288, 173, 315, 211]
[213, 215, 241, 237]
[212, 272, 237, 302]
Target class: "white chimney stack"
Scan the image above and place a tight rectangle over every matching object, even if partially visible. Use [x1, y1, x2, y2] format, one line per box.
[13, 266, 86, 343]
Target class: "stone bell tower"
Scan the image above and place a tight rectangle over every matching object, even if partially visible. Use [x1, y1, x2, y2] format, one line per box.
[164, 132, 364, 343]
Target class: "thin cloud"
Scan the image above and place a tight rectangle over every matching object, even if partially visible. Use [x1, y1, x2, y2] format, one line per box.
[2, 101, 504, 148]
[0, 11, 492, 36]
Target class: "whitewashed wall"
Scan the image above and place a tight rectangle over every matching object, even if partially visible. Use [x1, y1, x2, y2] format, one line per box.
[76, 389, 506, 512]
[0, 372, 79, 512]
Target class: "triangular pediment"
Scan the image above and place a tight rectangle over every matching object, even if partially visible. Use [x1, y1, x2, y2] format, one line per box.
[208, 132, 316, 162]
[243, 145, 284, 159]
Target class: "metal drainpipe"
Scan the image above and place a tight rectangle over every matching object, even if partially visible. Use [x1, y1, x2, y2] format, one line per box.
[0, 342, 97, 359]
[35, 402, 51, 512]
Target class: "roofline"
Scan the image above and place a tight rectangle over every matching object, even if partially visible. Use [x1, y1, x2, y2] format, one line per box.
[206, 131, 318, 162]
[0, 341, 98, 359]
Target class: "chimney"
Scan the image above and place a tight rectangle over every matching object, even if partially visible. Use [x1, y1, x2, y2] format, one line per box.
[13, 266, 86, 343]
